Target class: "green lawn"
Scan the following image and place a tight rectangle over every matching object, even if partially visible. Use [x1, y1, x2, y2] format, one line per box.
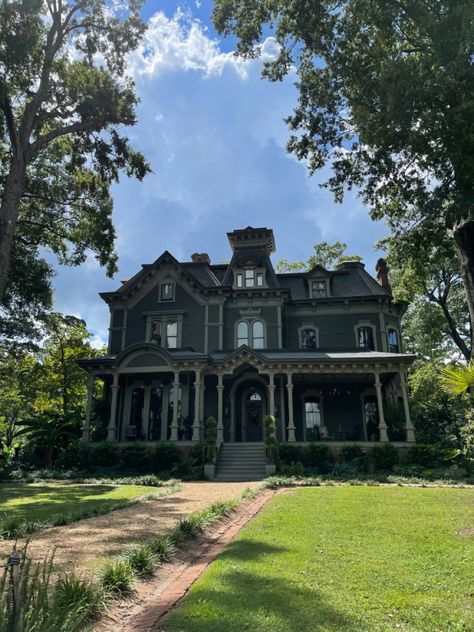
[164, 487, 474, 632]
[0, 482, 160, 524]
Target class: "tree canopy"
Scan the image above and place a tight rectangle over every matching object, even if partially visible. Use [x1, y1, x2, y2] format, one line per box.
[0, 0, 150, 340]
[213, 0, 474, 351]
[276, 240, 362, 272]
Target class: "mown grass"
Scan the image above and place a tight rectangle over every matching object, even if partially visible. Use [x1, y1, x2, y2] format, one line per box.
[0, 482, 174, 537]
[164, 487, 474, 632]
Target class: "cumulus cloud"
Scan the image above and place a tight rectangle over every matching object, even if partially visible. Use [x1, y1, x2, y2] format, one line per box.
[127, 9, 278, 79]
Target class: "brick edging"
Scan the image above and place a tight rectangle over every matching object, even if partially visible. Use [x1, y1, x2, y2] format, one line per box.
[99, 489, 276, 632]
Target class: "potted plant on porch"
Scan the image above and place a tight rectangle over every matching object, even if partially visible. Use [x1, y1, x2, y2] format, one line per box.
[203, 416, 218, 480]
[264, 415, 277, 476]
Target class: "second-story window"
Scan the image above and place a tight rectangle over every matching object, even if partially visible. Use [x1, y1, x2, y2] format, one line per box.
[252, 320, 265, 349]
[237, 321, 249, 346]
[301, 327, 318, 350]
[166, 319, 178, 348]
[388, 328, 400, 353]
[357, 325, 375, 351]
[160, 283, 175, 302]
[151, 320, 162, 345]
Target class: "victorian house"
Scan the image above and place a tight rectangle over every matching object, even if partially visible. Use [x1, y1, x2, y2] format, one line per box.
[79, 226, 415, 473]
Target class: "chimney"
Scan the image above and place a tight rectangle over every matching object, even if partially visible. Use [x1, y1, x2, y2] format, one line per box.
[191, 252, 211, 264]
[376, 258, 391, 292]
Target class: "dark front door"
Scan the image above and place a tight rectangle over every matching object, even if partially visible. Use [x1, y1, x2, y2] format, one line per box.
[246, 400, 263, 441]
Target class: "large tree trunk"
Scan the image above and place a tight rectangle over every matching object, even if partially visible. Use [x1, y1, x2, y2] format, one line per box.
[453, 218, 474, 357]
[0, 158, 25, 302]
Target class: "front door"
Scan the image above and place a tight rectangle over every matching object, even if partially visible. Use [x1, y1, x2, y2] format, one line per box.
[246, 399, 263, 441]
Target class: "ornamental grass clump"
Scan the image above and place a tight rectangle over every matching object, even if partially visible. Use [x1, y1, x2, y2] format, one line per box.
[122, 544, 156, 579]
[52, 574, 106, 620]
[99, 559, 134, 596]
[148, 534, 176, 561]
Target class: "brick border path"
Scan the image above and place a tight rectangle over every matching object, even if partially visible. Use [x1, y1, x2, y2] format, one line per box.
[97, 489, 276, 632]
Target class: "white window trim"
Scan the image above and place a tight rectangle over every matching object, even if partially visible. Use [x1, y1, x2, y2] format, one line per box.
[298, 324, 319, 349]
[146, 313, 183, 348]
[387, 326, 402, 353]
[234, 318, 267, 349]
[308, 277, 330, 299]
[300, 389, 324, 441]
[353, 321, 378, 351]
[233, 266, 267, 289]
[158, 281, 176, 303]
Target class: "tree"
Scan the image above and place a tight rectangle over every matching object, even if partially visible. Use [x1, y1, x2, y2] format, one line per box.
[276, 240, 362, 272]
[0, 0, 150, 309]
[213, 0, 474, 351]
[381, 222, 471, 360]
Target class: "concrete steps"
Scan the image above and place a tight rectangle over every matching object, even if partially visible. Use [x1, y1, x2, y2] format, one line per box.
[215, 442, 266, 481]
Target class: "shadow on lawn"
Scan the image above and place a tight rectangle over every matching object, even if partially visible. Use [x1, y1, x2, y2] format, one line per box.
[166, 568, 356, 632]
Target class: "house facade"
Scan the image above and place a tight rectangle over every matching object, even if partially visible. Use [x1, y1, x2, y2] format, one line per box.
[79, 226, 416, 446]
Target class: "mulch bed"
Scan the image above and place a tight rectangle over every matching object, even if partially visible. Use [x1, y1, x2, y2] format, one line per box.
[96, 489, 276, 632]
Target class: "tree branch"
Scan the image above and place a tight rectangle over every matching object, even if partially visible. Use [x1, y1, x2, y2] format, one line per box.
[29, 119, 106, 156]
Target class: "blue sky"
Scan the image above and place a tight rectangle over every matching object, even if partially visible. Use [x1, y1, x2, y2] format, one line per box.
[52, 1, 388, 346]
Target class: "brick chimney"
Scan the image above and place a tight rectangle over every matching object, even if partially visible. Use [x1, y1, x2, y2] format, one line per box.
[191, 252, 211, 264]
[376, 258, 391, 292]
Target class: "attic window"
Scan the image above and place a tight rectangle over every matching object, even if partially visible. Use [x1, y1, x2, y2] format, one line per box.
[311, 280, 327, 298]
[245, 269, 255, 287]
[256, 272, 263, 286]
[160, 283, 175, 302]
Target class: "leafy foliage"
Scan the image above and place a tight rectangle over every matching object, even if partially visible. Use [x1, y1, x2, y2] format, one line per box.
[0, 0, 150, 341]
[276, 240, 362, 273]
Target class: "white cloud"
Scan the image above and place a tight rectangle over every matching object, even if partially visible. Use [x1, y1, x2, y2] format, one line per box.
[127, 9, 278, 80]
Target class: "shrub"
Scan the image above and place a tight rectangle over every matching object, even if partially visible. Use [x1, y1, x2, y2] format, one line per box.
[56, 441, 93, 470]
[338, 444, 367, 473]
[264, 415, 277, 460]
[119, 443, 152, 471]
[53, 574, 106, 620]
[91, 441, 119, 467]
[0, 514, 25, 539]
[151, 442, 181, 471]
[279, 461, 305, 476]
[189, 441, 207, 465]
[149, 535, 176, 561]
[278, 444, 302, 465]
[372, 444, 399, 471]
[171, 457, 201, 480]
[99, 560, 134, 595]
[303, 443, 335, 474]
[122, 545, 156, 579]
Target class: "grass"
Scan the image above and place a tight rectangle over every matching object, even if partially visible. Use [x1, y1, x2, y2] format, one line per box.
[164, 487, 474, 632]
[0, 481, 180, 538]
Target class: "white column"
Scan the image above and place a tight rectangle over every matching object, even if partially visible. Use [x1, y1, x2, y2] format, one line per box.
[286, 372, 296, 442]
[107, 374, 119, 441]
[399, 370, 415, 442]
[374, 373, 388, 442]
[192, 371, 201, 441]
[279, 376, 286, 442]
[268, 373, 276, 418]
[217, 374, 224, 444]
[82, 374, 94, 441]
[141, 385, 152, 441]
[170, 371, 180, 441]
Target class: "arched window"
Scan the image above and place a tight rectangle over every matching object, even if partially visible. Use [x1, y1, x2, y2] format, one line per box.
[300, 327, 317, 349]
[304, 397, 321, 441]
[388, 328, 400, 353]
[237, 321, 249, 347]
[357, 325, 375, 350]
[252, 320, 265, 349]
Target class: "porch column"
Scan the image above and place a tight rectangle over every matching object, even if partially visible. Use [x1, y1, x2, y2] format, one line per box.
[82, 374, 94, 441]
[268, 373, 276, 418]
[279, 376, 286, 442]
[170, 372, 180, 441]
[107, 373, 119, 441]
[286, 372, 296, 442]
[399, 370, 415, 443]
[374, 373, 388, 442]
[141, 384, 152, 441]
[217, 374, 224, 444]
[192, 370, 201, 442]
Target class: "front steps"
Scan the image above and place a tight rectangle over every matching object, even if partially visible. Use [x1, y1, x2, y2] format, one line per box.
[215, 442, 266, 481]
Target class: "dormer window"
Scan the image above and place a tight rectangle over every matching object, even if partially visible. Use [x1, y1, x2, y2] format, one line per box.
[256, 272, 264, 286]
[236, 273, 243, 287]
[160, 283, 175, 302]
[311, 280, 327, 298]
[245, 269, 255, 287]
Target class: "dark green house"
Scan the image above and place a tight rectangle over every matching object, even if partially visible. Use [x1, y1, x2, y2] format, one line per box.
[79, 226, 415, 476]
